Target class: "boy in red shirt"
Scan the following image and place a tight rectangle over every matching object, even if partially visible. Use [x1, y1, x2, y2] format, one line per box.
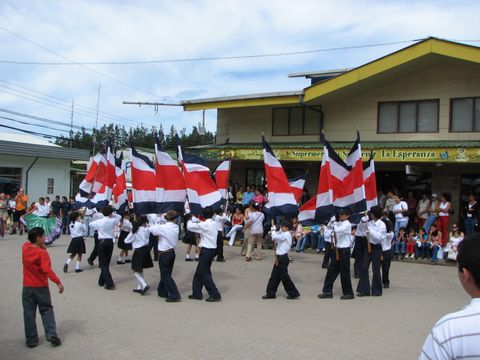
[22, 227, 64, 348]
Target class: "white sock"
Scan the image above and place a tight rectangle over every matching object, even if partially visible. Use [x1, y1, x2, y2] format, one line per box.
[66, 258, 71, 265]
[134, 272, 147, 289]
[75, 261, 81, 270]
[195, 254, 199, 259]
[186, 254, 190, 259]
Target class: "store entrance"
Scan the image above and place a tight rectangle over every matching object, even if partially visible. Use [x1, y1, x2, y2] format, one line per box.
[376, 170, 432, 197]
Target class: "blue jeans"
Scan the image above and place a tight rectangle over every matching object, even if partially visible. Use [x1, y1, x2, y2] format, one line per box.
[316, 234, 325, 251]
[295, 235, 308, 252]
[423, 214, 437, 233]
[394, 219, 409, 238]
[394, 241, 405, 254]
[464, 217, 477, 237]
[430, 244, 441, 261]
[415, 243, 428, 258]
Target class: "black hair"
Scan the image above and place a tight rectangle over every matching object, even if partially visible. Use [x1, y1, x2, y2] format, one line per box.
[132, 215, 148, 234]
[457, 234, 480, 289]
[28, 227, 45, 243]
[39, 197, 45, 202]
[381, 218, 393, 233]
[202, 206, 214, 219]
[399, 227, 406, 233]
[69, 211, 80, 224]
[215, 208, 224, 215]
[369, 206, 382, 220]
[441, 192, 451, 202]
[281, 220, 292, 230]
[62, 196, 68, 201]
[102, 205, 114, 217]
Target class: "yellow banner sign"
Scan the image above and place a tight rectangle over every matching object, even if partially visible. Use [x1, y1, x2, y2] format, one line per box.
[197, 147, 480, 163]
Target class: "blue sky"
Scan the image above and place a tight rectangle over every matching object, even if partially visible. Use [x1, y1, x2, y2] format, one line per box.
[0, 0, 479, 140]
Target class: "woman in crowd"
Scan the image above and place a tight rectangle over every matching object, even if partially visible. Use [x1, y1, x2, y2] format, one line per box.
[406, 191, 418, 229]
[226, 206, 244, 246]
[423, 193, 440, 233]
[240, 204, 252, 256]
[252, 189, 266, 209]
[437, 193, 452, 246]
[244, 202, 265, 261]
[21, 197, 61, 245]
[235, 186, 243, 205]
[463, 193, 478, 237]
[427, 223, 443, 265]
[416, 192, 430, 230]
[445, 223, 464, 261]
[393, 194, 409, 237]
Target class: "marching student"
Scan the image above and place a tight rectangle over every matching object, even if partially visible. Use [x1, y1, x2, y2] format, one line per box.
[352, 213, 368, 279]
[213, 208, 228, 262]
[262, 220, 300, 300]
[116, 211, 133, 265]
[63, 211, 86, 273]
[318, 208, 355, 300]
[187, 207, 222, 302]
[357, 206, 386, 297]
[381, 213, 394, 289]
[86, 207, 103, 266]
[183, 213, 199, 262]
[321, 216, 336, 269]
[89, 206, 121, 290]
[124, 215, 153, 295]
[149, 210, 181, 302]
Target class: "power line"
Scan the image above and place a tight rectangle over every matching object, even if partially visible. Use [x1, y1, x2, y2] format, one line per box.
[0, 123, 65, 139]
[0, 115, 71, 133]
[0, 108, 92, 131]
[0, 25, 164, 99]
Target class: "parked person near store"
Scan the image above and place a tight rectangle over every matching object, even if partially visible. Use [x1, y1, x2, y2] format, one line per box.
[393, 194, 409, 237]
[384, 190, 396, 224]
[463, 193, 478, 237]
[437, 193, 452, 246]
[244, 202, 265, 261]
[60, 196, 71, 235]
[416, 192, 431, 230]
[427, 223, 443, 264]
[423, 193, 440, 233]
[12, 188, 28, 235]
[0, 193, 8, 238]
[253, 189, 266, 209]
[377, 190, 386, 210]
[240, 204, 252, 256]
[405, 228, 416, 258]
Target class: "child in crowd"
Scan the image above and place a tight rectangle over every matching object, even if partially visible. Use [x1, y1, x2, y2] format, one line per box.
[427, 224, 443, 265]
[63, 211, 86, 273]
[405, 228, 416, 258]
[445, 223, 464, 261]
[394, 227, 407, 260]
[116, 211, 133, 265]
[22, 227, 63, 348]
[414, 228, 429, 259]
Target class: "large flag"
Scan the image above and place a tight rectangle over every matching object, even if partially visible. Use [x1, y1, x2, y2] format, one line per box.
[89, 147, 116, 210]
[131, 146, 157, 215]
[177, 141, 222, 216]
[154, 143, 186, 214]
[363, 155, 378, 210]
[262, 137, 298, 218]
[288, 174, 307, 204]
[214, 159, 231, 201]
[112, 152, 128, 212]
[75, 152, 107, 209]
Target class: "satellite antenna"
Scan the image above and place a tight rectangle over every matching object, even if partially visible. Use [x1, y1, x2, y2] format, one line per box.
[198, 110, 206, 135]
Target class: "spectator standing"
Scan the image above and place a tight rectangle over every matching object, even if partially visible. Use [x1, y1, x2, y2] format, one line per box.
[235, 186, 243, 205]
[393, 194, 409, 237]
[242, 186, 255, 206]
[423, 193, 440, 233]
[384, 190, 396, 224]
[244, 203, 265, 261]
[50, 196, 62, 219]
[406, 191, 418, 228]
[12, 188, 28, 235]
[0, 193, 8, 238]
[463, 193, 478, 237]
[437, 193, 452, 246]
[60, 196, 71, 235]
[416, 192, 430, 230]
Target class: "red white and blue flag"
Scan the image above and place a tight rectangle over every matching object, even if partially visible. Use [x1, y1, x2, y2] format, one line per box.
[89, 147, 116, 210]
[363, 155, 378, 210]
[288, 174, 307, 204]
[154, 143, 186, 214]
[112, 152, 128, 213]
[75, 151, 107, 209]
[131, 146, 157, 215]
[214, 159, 231, 201]
[177, 141, 223, 216]
[262, 137, 298, 218]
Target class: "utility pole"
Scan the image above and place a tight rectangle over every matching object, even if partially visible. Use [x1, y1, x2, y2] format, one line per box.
[93, 83, 101, 155]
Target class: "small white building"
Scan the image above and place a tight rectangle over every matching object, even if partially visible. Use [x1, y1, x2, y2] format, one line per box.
[0, 133, 90, 203]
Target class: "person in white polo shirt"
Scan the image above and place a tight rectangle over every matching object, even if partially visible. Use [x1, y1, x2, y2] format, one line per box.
[419, 233, 480, 360]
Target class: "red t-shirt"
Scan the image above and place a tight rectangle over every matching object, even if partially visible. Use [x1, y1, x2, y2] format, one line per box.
[22, 242, 61, 287]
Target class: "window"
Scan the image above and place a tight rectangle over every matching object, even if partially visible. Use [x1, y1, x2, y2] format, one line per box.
[0, 167, 21, 196]
[246, 169, 265, 187]
[47, 178, 54, 194]
[272, 106, 321, 136]
[450, 97, 480, 132]
[378, 100, 439, 133]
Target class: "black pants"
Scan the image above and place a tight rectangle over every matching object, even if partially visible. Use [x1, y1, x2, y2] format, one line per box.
[192, 248, 221, 299]
[22, 287, 57, 345]
[382, 249, 392, 287]
[216, 231, 224, 260]
[149, 234, 159, 261]
[322, 248, 353, 296]
[266, 254, 300, 297]
[98, 239, 114, 287]
[322, 242, 332, 269]
[356, 242, 383, 296]
[157, 250, 181, 300]
[88, 231, 99, 263]
[353, 236, 367, 278]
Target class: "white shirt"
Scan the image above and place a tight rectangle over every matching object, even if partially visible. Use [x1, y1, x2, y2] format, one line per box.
[438, 202, 450, 217]
[148, 213, 165, 225]
[214, 213, 228, 232]
[70, 221, 86, 238]
[119, 218, 133, 232]
[382, 232, 394, 251]
[271, 230, 292, 255]
[367, 219, 387, 245]
[187, 218, 217, 249]
[124, 226, 150, 249]
[417, 199, 430, 219]
[334, 220, 352, 248]
[393, 201, 408, 221]
[248, 211, 265, 234]
[33, 203, 50, 217]
[324, 216, 336, 243]
[92, 212, 104, 221]
[419, 298, 480, 360]
[355, 215, 368, 237]
[150, 221, 179, 251]
[84, 207, 96, 217]
[89, 214, 121, 240]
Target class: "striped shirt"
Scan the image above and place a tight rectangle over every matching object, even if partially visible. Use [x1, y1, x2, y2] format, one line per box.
[419, 298, 480, 360]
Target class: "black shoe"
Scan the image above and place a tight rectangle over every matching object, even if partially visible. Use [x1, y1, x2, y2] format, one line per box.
[63, 264, 68, 273]
[20, 229, 23, 236]
[262, 294, 276, 299]
[47, 336, 61, 347]
[340, 294, 355, 300]
[185, 258, 193, 262]
[371, 293, 382, 297]
[165, 298, 181, 303]
[195, 258, 199, 262]
[26, 341, 38, 348]
[125, 259, 132, 263]
[354, 274, 360, 279]
[216, 258, 226, 262]
[154, 257, 159, 262]
[141, 285, 150, 295]
[104, 285, 116, 290]
[133, 289, 142, 294]
[10, 230, 16, 235]
[158, 293, 167, 298]
[75, 269, 83, 273]
[87, 258, 94, 266]
[188, 294, 203, 300]
[98, 281, 104, 287]
[287, 295, 300, 300]
[356, 292, 370, 297]
[318, 293, 333, 299]
[205, 296, 221, 302]
[116, 261, 125, 265]
[383, 284, 390, 289]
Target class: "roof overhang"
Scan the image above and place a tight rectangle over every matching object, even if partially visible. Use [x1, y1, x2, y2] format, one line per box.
[0, 140, 90, 161]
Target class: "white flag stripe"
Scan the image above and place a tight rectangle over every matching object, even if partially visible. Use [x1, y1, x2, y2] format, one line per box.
[133, 189, 158, 203]
[263, 149, 282, 168]
[156, 188, 187, 202]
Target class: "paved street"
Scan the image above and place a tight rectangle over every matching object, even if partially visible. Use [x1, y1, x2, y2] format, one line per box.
[0, 233, 468, 360]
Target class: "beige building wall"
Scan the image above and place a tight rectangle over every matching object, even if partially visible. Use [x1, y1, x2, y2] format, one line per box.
[216, 61, 480, 144]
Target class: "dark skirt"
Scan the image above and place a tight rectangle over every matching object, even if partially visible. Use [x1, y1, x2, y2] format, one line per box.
[182, 231, 197, 245]
[67, 236, 86, 254]
[117, 230, 132, 250]
[131, 245, 153, 272]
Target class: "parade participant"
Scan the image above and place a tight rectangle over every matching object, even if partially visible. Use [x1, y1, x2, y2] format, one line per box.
[60, 196, 71, 235]
[187, 207, 221, 302]
[63, 211, 86, 273]
[262, 220, 300, 300]
[86, 207, 103, 266]
[381, 212, 394, 289]
[244, 202, 265, 262]
[318, 208, 355, 300]
[419, 234, 480, 359]
[116, 211, 133, 265]
[12, 188, 28, 235]
[89, 206, 121, 290]
[149, 210, 181, 302]
[22, 227, 63, 348]
[226, 206, 244, 246]
[357, 206, 386, 297]
[321, 216, 336, 269]
[124, 215, 153, 295]
[352, 213, 368, 279]
[183, 213, 199, 262]
[147, 213, 162, 261]
[213, 208, 228, 262]
[22, 197, 62, 245]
